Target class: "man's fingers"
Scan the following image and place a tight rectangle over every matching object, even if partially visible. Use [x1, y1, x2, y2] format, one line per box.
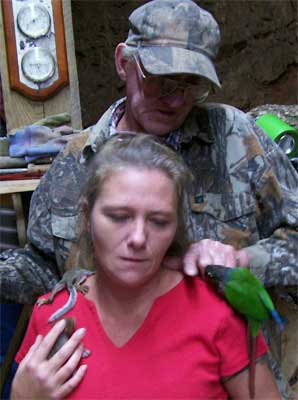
[209, 244, 238, 267]
[236, 249, 250, 267]
[183, 250, 199, 276]
[182, 240, 250, 277]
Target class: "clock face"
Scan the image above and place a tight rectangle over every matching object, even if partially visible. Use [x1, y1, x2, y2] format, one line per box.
[21, 47, 56, 83]
[17, 4, 51, 39]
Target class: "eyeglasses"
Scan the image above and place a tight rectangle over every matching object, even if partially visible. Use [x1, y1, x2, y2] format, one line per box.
[133, 54, 210, 103]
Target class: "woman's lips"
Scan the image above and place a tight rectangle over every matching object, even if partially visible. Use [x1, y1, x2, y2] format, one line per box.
[120, 257, 148, 262]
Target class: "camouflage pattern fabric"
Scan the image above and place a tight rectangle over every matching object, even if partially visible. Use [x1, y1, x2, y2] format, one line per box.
[1, 100, 297, 300]
[0, 101, 297, 398]
[125, 0, 221, 87]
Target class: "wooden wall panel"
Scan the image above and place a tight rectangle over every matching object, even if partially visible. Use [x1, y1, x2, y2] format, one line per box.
[0, 0, 82, 132]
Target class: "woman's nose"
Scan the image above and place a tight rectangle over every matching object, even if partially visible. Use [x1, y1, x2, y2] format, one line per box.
[127, 220, 147, 248]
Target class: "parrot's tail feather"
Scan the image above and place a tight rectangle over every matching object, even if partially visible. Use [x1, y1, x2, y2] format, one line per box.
[248, 331, 256, 399]
[271, 310, 287, 363]
[276, 330, 282, 364]
[270, 309, 287, 332]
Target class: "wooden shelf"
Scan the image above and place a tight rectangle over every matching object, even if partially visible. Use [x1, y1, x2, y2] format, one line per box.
[0, 179, 40, 195]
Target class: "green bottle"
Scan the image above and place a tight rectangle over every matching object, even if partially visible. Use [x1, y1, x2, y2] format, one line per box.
[256, 113, 297, 159]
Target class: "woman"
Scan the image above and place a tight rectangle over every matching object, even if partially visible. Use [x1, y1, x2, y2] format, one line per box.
[11, 134, 280, 399]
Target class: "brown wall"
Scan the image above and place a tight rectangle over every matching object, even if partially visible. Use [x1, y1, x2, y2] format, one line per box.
[71, 0, 298, 128]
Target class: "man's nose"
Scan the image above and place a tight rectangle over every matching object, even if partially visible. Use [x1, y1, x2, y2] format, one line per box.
[159, 92, 186, 108]
[127, 220, 147, 248]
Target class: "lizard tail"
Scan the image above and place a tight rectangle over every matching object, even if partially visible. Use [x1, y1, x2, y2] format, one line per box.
[48, 286, 77, 323]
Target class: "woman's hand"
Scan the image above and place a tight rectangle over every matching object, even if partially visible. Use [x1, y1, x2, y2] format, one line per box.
[163, 239, 249, 277]
[11, 319, 87, 400]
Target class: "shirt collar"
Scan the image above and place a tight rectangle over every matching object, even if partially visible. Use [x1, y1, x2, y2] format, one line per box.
[81, 98, 126, 163]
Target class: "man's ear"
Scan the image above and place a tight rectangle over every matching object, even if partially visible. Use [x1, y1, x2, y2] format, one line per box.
[115, 43, 129, 82]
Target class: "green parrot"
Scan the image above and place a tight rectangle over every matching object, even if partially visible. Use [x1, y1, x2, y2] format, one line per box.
[205, 264, 285, 398]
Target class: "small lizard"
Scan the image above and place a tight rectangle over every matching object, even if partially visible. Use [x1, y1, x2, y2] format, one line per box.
[47, 317, 91, 359]
[37, 268, 95, 323]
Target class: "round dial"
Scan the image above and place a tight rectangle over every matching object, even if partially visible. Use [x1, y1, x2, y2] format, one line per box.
[21, 48, 56, 83]
[17, 4, 51, 39]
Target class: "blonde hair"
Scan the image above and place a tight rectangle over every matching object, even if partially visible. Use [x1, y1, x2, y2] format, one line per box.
[82, 133, 193, 258]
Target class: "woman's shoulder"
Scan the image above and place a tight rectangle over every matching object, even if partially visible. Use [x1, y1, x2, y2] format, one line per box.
[181, 276, 235, 318]
[183, 275, 222, 297]
[158, 276, 240, 339]
[160, 274, 229, 310]
[36, 288, 70, 310]
[33, 287, 88, 325]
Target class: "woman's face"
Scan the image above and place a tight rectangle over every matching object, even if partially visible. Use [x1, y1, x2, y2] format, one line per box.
[89, 167, 178, 288]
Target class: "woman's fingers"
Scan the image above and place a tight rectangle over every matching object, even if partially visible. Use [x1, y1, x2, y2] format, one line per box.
[50, 327, 86, 371]
[11, 323, 88, 400]
[55, 343, 85, 384]
[32, 319, 66, 363]
[55, 364, 88, 399]
[22, 334, 43, 362]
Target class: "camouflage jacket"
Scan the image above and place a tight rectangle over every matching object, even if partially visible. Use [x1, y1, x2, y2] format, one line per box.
[1, 101, 297, 303]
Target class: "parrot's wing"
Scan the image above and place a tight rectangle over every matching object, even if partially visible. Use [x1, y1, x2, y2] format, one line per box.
[225, 280, 269, 320]
[258, 290, 286, 332]
[258, 288, 275, 311]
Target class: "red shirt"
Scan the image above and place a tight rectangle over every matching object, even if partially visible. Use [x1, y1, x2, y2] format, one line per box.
[16, 277, 267, 399]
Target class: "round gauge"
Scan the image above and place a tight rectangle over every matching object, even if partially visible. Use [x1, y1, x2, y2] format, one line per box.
[21, 48, 56, 83]
[17, 4, 51, 39]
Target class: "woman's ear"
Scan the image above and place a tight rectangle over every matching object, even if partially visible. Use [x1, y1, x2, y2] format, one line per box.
[115, 43, 129, 82]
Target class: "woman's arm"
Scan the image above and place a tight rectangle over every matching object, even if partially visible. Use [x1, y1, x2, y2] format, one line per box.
[11, 319, 87, 400]
[224, 358, 280, 399]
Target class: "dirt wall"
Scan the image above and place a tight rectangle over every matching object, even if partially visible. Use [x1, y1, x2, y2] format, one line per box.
[71, 0, 297, 128]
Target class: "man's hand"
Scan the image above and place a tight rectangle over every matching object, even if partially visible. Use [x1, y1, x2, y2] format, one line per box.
[163, 239, 249, 277]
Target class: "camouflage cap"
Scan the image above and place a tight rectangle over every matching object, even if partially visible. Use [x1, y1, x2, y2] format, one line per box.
[125, 0, 221, 87]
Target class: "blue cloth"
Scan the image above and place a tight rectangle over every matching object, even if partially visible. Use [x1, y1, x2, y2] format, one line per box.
[9, 125, 73, 162]
[0, 304, 23, 399]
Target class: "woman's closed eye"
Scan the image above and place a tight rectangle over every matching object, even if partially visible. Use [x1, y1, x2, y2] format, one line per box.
[149, 218, 172, 228]
[107, 213, 130, 222]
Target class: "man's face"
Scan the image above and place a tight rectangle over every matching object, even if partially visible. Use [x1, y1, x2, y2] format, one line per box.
[121, 57, 196, 136]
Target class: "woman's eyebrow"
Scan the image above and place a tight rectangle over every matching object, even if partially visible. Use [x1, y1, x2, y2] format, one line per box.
[101, 205, 130, 211]
[101, 206, 175, 216]
[149, 210, 176, 217]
